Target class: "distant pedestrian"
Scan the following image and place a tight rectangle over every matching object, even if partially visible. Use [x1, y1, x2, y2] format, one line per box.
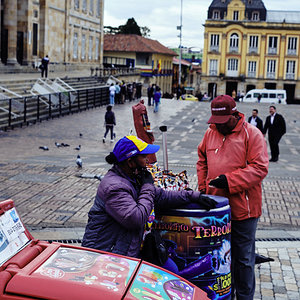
[257, 93, 262, 103]
[262, 106, 286, 162]
[232, 90, 236, 101]
[109, 83, 116, 106]
[41, 55, 49, 78]
[120, 81, 126, 103]
[153, 87, 161, 113]
[127, 84, 133, 102]
[248, 109, 263, 132]
[147, 84, 153, 106]
[103, 105, 116, 143]
[115, 83, 121, 104]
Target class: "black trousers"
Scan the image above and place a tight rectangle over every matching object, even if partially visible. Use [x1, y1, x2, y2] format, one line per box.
[269, 135, 281, 160]
[104, 125, 114, 139]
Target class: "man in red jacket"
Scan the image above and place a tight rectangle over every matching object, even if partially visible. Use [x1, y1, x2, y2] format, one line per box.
[197, 95, 269, 299]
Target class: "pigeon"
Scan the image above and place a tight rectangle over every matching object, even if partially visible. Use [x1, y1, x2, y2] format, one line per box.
[55, 142, 62, 148]
[76, 155, 82, 168]
[39, 146, 49, 151]
[94, 174, 104, 181]
[79, 133, 83, 138]
[61, 143, 70, 147]
[74, 145, 81, 151]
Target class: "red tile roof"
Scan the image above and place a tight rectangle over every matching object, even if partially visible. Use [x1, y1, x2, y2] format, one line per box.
[104, 34, 177, 56]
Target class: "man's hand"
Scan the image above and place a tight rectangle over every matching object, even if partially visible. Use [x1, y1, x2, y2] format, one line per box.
[193, 194, 218, 211]
[139, 169, 154, 185]
[209, 175, 228, 189]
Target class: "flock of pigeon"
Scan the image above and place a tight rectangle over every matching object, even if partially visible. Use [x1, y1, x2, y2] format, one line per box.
[39, 133, 83, 168]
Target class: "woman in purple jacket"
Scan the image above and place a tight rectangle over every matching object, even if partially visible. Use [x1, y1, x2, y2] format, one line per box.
[82, 136, 216, 258]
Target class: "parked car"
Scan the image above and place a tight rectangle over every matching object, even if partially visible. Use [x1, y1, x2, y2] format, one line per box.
[0, 199, 209, 300]
[180, 94, 199, 101]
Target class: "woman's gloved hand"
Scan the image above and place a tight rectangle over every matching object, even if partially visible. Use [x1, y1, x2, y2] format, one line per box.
[209, 175, 228, 189]
[193, 194, 218, 211]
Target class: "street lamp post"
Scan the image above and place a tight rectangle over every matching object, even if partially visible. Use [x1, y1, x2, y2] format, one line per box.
[178, 0, 183, 87]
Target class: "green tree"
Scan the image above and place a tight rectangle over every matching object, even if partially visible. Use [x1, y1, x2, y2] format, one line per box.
[141, 26, 151, 38]
[118, 18, 142, 35]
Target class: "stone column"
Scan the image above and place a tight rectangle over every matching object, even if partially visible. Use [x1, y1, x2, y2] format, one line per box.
[4, 0, 18, 65]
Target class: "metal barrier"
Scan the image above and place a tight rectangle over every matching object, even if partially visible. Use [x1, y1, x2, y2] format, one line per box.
[0, 86, 109, 131]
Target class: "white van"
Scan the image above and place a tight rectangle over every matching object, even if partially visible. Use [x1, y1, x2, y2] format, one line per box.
[242, 89, 287, 104]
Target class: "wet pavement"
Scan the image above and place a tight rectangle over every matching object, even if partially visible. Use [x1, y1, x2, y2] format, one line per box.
[1, 96, 300, 299]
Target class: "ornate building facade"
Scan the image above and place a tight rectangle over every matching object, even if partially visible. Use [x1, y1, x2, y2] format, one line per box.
[202, 0, 300, 103]
[0, 0, 104, 70]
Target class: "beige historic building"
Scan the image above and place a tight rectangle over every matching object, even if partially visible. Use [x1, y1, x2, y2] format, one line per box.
[202, 0, 300, 103]
[0, 0, 104, 70]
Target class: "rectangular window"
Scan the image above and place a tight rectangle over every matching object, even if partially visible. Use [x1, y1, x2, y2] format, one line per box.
[228, 59, 238, 71]
[95, 37, 99, 60]
[249, 35, 258, 53]
[90, 0, 94, 14]
[74, 0, 79, 9]
[73, 32, 78, 59]
[96, 0, 101, 17]
[248, 61, 256, 77]
[209, 59, 218, 75]
[88, 36, 93, 60]
[252, 12, 259, 20]
[81, 34, 86, 59]
[32, 23, 38, 56]
[286, 60, 296, 79]
[267, 60, 276, 78]
[268, 37, 278, 54]
[287, 37, 297, 55]
[213, 10, 219, 19]
[233, 11, 239, 21]
[210, 34, 219, 51]
[82, 0, 87, 11]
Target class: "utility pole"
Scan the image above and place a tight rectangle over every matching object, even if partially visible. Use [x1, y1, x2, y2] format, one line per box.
[178, 0, 183, 87]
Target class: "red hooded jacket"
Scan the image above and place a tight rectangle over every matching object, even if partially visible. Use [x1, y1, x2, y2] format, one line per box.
[197, 113, 269, 220]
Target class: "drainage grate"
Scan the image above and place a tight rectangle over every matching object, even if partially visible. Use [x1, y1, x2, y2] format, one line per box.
[256, 237, 300, 242]
[47, 239, 82, 244]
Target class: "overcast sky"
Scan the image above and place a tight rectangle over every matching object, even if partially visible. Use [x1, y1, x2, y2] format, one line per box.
[104, 0, 299, 49]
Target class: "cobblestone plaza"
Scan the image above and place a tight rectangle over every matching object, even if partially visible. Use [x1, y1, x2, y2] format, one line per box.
[0, 98, 299, 299]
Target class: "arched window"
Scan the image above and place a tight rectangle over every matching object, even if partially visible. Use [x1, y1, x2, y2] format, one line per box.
[229, 33, 239, 52]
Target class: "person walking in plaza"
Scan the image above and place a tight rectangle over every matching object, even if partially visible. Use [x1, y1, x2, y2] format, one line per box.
[197, 95, 269, 300]
[153, 87, 161, 113]
[109, 83, 116, 106]
[41, 55, 49, 78]
[103, 105, 116, 143]
[115, 83, 121, 104]
[262, 105, 286, 162]
[257, 93, 262, 103]
[82, 135, 217, 259]
[147, 84, 153, 106]
[248, 108, 263, 132]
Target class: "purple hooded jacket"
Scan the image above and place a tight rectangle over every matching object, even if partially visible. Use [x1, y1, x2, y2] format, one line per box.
[82, 165, 201, 257]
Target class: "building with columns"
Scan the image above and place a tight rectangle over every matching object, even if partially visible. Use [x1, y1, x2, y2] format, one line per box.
[202, 0, 300, 103]
[0, 0, 104, 70]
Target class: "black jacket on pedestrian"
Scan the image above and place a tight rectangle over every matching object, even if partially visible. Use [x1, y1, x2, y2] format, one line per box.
[105, 111, 116, 126]
[262, 113, 286, 140]
[248, 116, 263, 132]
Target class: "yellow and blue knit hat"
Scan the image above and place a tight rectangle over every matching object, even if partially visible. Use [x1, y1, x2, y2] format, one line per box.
[113, 136, 160, 162]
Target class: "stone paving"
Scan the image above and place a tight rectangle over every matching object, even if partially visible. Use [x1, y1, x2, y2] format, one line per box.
[1, 96, 300, 299]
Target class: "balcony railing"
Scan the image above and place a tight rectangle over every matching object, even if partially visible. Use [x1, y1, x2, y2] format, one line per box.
[286, 73, 295, 80]
[248, 71, 256, 78]
[210, 45, 219, 52]
[229, 46, 239, 53]
[267, 72, 276, 79]
[268, 48, 277, 55]
[209, 70, 218, 76]
[287, 49, 297, 55]
[249, 47, 258, 54]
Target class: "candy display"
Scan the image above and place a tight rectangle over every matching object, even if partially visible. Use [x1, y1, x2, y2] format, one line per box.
[147, 162, 190, 191]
